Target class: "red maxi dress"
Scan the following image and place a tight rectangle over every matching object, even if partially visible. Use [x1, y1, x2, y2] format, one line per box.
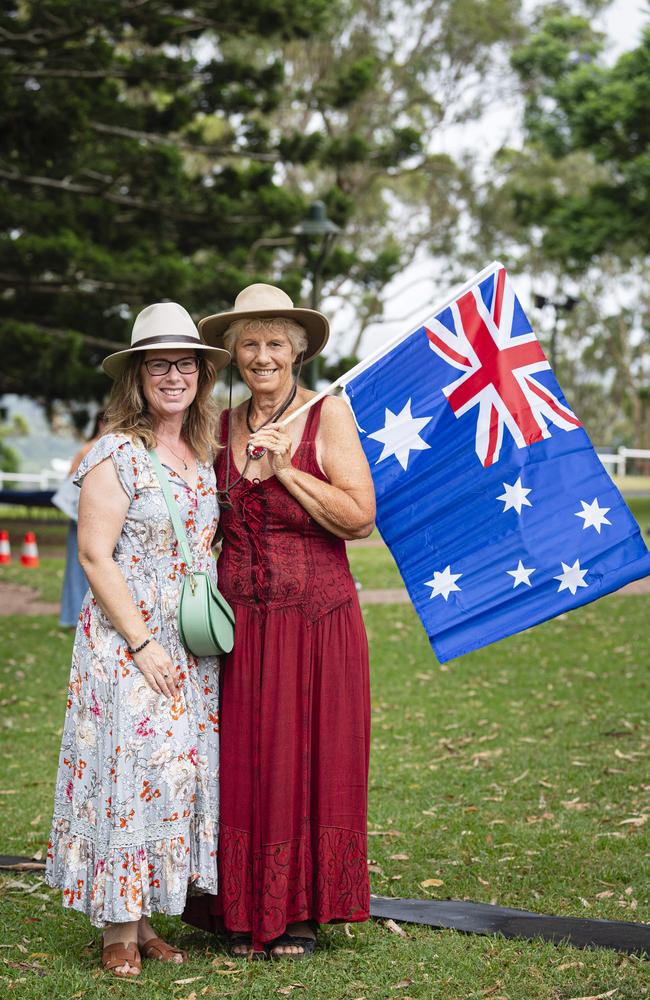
[184, 398, 371, 949]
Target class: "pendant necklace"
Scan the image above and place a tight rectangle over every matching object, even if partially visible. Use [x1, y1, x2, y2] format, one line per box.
[159, 438, 188, 470]
[245, 382, 298, 461]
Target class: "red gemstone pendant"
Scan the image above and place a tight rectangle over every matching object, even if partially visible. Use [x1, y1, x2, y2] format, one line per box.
[247, 443, 267, 461]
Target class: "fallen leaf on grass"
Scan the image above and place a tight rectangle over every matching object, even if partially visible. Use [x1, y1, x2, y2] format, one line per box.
[393, 979, 414, 989]
[344, 923, 355, 938]
[617, 816, 647, 827]
[384, 919, 407, 937]
[420, 878, 444, 888]
[596, 891, 614, 899]
[173, 976, 204, 985]
[525, 812, 554, 824]
[512, 769, 529, 784]
[568, 990, 617, 1000]
[276, 984, 306, 995]
[390, 853, 410, 861]
[368, 829, 402, 837]
[561, 800, 590, 811]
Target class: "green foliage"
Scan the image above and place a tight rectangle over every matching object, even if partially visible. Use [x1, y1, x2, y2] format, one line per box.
[0, 0, 338, 408]
[507, 12, 650, 267]
[1, 0, 526, 408]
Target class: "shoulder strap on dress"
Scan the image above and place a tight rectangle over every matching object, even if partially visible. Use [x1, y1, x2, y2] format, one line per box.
[303, 396, 327, 443]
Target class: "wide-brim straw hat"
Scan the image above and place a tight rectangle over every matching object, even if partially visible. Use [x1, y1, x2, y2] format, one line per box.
[199, 283, 329, 362]
[102, 302, 231, 379]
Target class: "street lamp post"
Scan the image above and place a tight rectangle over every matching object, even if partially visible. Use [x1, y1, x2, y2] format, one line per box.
[533, 293, 579, 371]
[292, 201, 340, 388]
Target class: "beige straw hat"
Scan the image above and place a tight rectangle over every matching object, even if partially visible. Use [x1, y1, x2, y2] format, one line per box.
[199, 283, 329, 362]
[102, 302, 231, 378]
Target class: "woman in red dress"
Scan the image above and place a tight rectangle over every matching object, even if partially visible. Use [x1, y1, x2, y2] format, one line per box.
[184, 283, 375, 958]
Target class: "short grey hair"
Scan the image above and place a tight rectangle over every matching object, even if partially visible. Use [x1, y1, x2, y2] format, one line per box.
[223, 317, 308, 360]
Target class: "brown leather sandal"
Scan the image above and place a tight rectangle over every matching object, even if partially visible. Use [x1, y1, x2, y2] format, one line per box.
[101, 940, 141, 977]
[139, 936, 188, 963]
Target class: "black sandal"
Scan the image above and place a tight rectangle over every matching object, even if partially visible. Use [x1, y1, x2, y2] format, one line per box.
[267, 922, 317, 961]
[228, 932, 266, 961]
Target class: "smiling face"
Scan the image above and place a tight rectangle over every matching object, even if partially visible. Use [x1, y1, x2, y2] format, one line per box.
[140, 349, 200, 423]
[235, 323, 297, 397]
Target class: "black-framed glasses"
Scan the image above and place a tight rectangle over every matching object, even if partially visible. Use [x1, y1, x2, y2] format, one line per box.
[143, 356, 199, 376]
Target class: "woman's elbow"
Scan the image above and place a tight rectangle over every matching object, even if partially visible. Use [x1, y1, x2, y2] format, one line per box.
[77, 547, 106, 578]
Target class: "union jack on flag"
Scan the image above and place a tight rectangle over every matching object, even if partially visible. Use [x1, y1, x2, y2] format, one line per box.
[342, 261, 650, 663]
[424, 266, 581, 467]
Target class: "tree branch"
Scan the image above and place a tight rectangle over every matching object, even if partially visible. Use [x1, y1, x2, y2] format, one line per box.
[89, 121, 279, 161]
[0, 167, 263, 225]
[0, 318, 124, 352]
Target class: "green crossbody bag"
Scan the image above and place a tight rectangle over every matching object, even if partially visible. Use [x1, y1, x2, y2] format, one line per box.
[149, 449, 235, 657]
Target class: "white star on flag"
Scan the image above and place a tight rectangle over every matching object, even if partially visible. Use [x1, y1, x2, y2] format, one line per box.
[575, 497, 611, 534]
[554, 559, 589, 595]
[424, 565, 462, 601]
[497, 477, 532, 514]
[367, 398, 433, 471]
[506, 560, 536, 588]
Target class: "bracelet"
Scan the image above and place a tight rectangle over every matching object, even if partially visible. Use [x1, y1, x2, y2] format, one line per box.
[127, 636, 152, 655]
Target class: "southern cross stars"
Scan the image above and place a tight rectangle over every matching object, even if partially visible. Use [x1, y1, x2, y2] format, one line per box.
[367, 398, 433, 471]
[424, 565, 462, 601]
[497, 476, 532, 514]
[507, 560, 536, 588]
[575, 497, 611, 533]
[554, 559, 589, 595]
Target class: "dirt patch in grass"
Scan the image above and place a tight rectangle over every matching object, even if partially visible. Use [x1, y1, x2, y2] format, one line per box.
[0, 581, 60, 616]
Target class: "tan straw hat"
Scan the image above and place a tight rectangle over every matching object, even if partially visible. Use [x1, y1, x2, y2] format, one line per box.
[102, 302, 231, 379]
[199, 283, 329, 362]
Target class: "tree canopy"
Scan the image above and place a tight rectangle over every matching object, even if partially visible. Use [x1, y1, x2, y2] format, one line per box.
[1, 0, 524, 424]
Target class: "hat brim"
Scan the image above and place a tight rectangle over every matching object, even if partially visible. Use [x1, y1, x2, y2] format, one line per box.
[102, 342, 231, 379]
[199, 307, 329, 362]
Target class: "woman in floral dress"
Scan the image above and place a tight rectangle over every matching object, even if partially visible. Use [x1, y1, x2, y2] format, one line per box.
[45, 302, 230, 977]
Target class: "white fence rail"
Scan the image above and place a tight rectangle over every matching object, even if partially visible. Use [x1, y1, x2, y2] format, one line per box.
[596, 447, 650, 476]
[1, 448, 649, 492]
[0, 469, 67, 490]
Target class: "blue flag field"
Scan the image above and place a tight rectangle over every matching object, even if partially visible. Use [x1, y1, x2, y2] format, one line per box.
[342, 261, 650, 663]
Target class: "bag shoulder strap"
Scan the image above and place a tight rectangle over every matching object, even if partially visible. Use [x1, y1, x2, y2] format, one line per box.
[148, 449, 194, 571]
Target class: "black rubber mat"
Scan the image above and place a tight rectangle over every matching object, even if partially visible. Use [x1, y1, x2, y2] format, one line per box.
[0, 855, 45, 871]
[371, 895, 650, 956]
[2, 859, 647, 955]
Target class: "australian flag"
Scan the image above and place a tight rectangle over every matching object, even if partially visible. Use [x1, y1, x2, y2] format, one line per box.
[343, 262, 650, 663]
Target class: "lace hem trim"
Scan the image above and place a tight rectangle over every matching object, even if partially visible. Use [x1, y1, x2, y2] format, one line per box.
[50, 811, 216, 848]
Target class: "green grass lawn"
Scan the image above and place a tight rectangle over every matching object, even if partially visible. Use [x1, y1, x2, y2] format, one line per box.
[0, 589, 648, 998]
[0, 557, 65, 604]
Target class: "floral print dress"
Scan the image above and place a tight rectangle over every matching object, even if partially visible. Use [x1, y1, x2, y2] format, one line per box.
[45, 433, 221, 927]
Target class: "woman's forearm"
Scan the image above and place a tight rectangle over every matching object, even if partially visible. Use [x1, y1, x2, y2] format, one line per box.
[275, 465, 374, 540]
[79, 554, 151, 648]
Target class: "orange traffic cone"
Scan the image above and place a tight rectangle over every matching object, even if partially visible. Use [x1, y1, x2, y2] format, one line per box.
[20, 531, 40, 568]
[0, 530, 11, 565]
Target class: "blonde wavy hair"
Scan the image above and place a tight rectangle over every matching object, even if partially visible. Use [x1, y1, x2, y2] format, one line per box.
[103, 354, 220, 463]
[223, 317, 308, 360]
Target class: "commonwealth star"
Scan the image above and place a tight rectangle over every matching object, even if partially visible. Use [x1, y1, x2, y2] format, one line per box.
[367, 398, 433, 471]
